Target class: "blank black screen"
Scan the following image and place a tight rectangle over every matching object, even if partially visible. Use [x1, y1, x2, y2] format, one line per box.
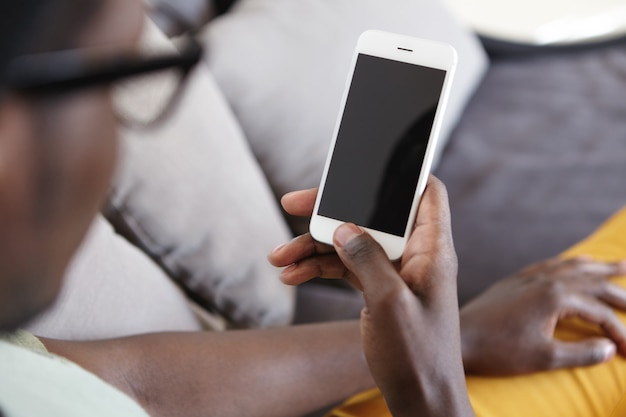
[318, 53, 446, 236]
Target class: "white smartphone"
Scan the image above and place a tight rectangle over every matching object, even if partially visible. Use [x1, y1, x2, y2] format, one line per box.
[309, 30, 457, 260]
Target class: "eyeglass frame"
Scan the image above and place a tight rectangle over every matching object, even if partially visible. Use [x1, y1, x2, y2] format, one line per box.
[0, 31, 203, 129]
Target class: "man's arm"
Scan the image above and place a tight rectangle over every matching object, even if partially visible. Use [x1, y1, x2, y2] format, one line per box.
[41, 321, 373, 417]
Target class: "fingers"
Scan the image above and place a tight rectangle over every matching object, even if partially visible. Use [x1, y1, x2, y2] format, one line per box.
[545, 338, 616, 369]
[269, 233, 344, 286]
[333, 223, 402, 302]
[518, 256, 626, 280]
[411, 176, 452, 236]
[268, 233, 335, 268]
[515, 258, 626, 324]
[402, 176, 457, 294]
[535, 290, 626, 370]
[556, 257, 626, 278]
[278, 254, 351, 286]
[573, 259, 626, 276]
[280, 188, 318, 216]
[326, 177, 456, 303]
[561, 293, 626, 356]
[597, 283, 626, 311]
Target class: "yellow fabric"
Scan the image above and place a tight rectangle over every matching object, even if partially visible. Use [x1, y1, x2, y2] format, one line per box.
[329, 206, 626, 417]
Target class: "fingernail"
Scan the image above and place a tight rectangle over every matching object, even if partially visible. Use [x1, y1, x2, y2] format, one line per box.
[279, 263, 297, 281]
[601, 342, 616, 362]
[334, 223, 363, 247]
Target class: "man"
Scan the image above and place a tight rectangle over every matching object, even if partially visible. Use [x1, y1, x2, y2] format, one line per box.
[1, 1, 626, 416]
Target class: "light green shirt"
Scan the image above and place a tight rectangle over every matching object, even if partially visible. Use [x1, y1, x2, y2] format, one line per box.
[0, 331, 149, 417]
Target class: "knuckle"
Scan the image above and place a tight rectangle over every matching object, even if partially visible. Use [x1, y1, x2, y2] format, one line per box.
[534, 346, 559, 369]
[598, 281, 613, 296]
[552, 257, 585, 276]
[540, 279, 567, 306]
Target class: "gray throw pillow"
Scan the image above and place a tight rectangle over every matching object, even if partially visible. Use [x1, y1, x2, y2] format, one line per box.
[106, 22, 295, 328]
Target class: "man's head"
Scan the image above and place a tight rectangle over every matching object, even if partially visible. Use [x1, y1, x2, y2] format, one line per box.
[0, 0, 144, 330]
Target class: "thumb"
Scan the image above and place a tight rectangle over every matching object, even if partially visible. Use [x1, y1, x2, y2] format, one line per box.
[333, 223, 403, 300]
[548, 339, 616, 369]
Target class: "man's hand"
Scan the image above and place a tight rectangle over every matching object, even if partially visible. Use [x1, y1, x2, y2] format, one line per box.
[271, 177, 474, 417]
[268, 187, 361, 286]
[268, 179, 626, 381]
[460, 257, 626, 375]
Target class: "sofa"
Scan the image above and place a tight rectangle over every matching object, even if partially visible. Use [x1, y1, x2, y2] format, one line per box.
[26, 0, 626, 342]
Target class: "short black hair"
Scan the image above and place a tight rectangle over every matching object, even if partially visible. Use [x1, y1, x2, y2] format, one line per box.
[0, 0, 102, 85]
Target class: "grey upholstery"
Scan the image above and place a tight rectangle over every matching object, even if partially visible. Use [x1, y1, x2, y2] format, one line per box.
[436, 41, 626, 304]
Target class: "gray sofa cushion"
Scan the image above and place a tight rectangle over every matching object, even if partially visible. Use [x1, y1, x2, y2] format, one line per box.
[436, 42, 626, 303]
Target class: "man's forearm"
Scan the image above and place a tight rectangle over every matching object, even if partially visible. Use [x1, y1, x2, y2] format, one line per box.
[41, 320, 374, 417]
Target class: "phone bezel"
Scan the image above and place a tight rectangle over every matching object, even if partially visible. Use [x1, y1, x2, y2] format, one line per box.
[309, 30, 458, 260]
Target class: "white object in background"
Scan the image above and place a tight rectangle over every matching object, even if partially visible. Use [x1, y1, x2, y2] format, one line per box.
[441, 0, 626, 45]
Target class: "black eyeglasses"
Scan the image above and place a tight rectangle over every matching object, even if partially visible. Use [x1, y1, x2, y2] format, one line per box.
[1, 29, 203, 128]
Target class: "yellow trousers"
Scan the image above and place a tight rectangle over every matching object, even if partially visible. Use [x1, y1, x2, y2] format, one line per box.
[330, 207, 626, 417]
